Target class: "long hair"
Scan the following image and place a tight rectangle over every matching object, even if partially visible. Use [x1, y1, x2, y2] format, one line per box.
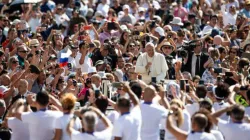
[170, 99, 184, 127]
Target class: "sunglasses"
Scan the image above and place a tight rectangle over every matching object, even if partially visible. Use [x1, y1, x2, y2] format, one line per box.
[163, 46, 172, 50]
[31, 45, 38, 48]
[230, 51, 237, 54]
[12, 60, 18, 64]
[129, 72, 137, 74]
[19, 50, 28, 53]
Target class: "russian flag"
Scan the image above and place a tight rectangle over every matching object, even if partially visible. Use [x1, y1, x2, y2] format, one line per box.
[59, 50, 71, 67]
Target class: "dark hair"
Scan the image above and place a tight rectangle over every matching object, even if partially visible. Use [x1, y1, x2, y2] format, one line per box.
[193, 109, 213, 133]
[120, 32, 128, 46]
[215, 83, 230, 100]
[79, 41, 87, 49]
[95, 96, 109, 113]
[196, 85, 207, 99]
[199, 99, 213, 112]
[230, 104, 245, 121]
[117, 97, 130, 108]
[238, 58, 249, 70]
[36, 91, 50, 106]
[218, 46, 226, 54]
[129, 81, 142, 99]
[210, 14, 218, 20]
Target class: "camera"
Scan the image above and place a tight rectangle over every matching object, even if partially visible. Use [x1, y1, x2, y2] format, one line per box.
[177, 40, 200, 58]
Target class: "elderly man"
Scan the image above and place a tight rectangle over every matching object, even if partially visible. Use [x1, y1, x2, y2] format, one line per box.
[135, 42, 168, 84]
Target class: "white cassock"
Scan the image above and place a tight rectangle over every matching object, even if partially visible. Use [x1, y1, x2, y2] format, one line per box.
[135, 52, 168, 84]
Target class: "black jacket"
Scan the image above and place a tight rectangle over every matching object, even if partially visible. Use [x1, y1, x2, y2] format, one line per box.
[182, 52, 209, 77]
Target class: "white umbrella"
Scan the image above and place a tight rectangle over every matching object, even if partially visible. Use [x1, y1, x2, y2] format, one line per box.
[10, 0, 42, 6]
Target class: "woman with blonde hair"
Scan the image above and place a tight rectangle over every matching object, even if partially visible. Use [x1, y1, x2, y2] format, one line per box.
[54, 93, 82, 140]
[164, 99, 191, 140]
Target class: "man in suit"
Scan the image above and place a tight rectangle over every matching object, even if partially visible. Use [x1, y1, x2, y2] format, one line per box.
[182, 40, 209, 77]
[135, 42, 168, 84]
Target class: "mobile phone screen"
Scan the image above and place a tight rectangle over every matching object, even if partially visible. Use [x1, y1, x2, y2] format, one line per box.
[180, 80, 185, 90]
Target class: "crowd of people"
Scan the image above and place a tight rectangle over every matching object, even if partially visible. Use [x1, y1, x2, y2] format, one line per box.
[0, 0, 250, 139]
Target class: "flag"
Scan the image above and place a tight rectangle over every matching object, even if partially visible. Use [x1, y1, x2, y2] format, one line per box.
[59, 50, 71, 67]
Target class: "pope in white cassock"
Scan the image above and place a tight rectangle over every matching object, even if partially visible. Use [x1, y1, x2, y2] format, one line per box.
[135, 42, 168, 84]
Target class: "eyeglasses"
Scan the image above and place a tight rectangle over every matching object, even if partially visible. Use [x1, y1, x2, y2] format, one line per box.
[12, 60, 18, 64]
[129, 72, 136, 74]
[31, 46, 38, 48]
[230, 51, 237, 54]
[163, 46, 172, 50]
[129, 45, 135, 48]
[19, 50, 28, 53]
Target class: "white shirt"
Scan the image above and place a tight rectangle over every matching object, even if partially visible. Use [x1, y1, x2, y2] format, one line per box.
[187, 132, 216, 140]
[140, 102, 168, 140]
[218, 119, 250, 140]
[96, 111, 119, 132]
[213, 101, 230, 121]
[96, 4, 109, 17]
[191, 53, 201, 77]
[28, 17, 41, 33]
[186, 103, 199, 117]
[165, 110, 191, 140]
[112, 107, 142, 140]
[245, 107, 250, 116]
[75, 52, 92, 73]
[8, 117, 29, 140]
[54, 114, 82, 140]
[68, 55, 77, 72]
[211, 130, 224, 140]
[21, 110, 63, 140]
[71, 129, 112, 140]
[54, 13, 70, 25]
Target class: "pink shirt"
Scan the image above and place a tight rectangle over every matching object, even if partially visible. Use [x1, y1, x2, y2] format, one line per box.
[173, 7, 188, 21]
[99, 31, 121, 44]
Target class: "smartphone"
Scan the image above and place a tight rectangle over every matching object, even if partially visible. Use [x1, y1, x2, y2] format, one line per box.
[180, 80, 185, 91]
[151, 77, 157, 83]
[214, 68, 222, 74]
[83, 25, 91, 30]
[207, 86, 213, 92]
[138, 74, 142, 80]
[145, 36, 150, 42]
[35, 50, 40, 55]
[139, 19, 145, 23]
[67, 63, 72, 71]
[112, 82, 122, 88]
[73, 80, 77, 87]
[225, 72, 234, 77]
[217, 76, 222, 82]
[95, 90, 100, 98]
[107, 22, 116, 30]
[89, 43, 95, 48]
[199, 80, 205, 85]
[55, 30, 61, 34]
[133, 31, 140, 36]
[29, 65, 40, 74]
[186, 84, 190, 93]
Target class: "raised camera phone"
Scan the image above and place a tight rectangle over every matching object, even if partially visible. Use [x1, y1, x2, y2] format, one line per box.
[180, 80, 185, 91]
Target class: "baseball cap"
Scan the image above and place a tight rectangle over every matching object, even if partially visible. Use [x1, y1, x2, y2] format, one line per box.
[95, 60, 104, 67]
[154, 27, 165, 37]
